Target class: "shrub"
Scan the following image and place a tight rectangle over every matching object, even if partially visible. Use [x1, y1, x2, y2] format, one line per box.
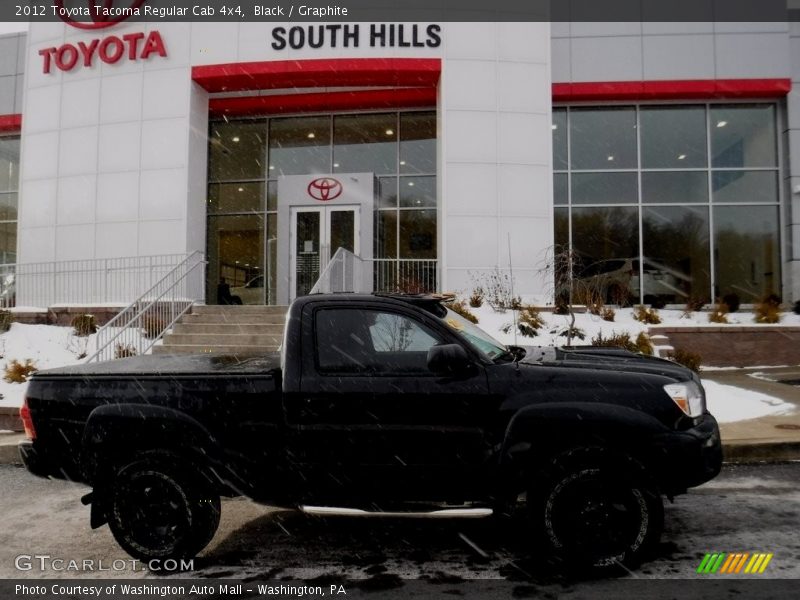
[4, 359, 37, 383]
[633, 305, 662, 325]
[555, 326, 585, 342]
[590, 331, 652, 355]
[114, 343, 137, 359]
[72, 314, 97, 337]
[468, 287, 484, 308]
[141, 315, 167, 339]
[471, 268, 517, 311]
[722, 293, 741, 313]
[0, 309, 12, 333]
[754, 295, 782, 324]
[591, 331, 637, 352]
[685, 297, 706, 313]
[794, 300, 800, 316]
[635, 332, 654, 356]
[586, 296, 604, 317]
[518, 306, 545, 337]
[67, 335, 89, 360]
[667, 348, 702, 373]
[600, 307, 616, 322]
[553, 295, 570, 315]
[708, 301, 729, 324]
[449, 299, 478, 324]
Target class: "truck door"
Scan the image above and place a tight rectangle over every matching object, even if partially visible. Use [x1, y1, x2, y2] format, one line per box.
[284, 304, 494, 503]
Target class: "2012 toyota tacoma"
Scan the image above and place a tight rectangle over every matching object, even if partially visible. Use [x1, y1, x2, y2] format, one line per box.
[19, 293, 722, 570]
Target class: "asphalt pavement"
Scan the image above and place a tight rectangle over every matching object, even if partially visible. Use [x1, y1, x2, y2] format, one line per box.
[0, 462, 799, 594]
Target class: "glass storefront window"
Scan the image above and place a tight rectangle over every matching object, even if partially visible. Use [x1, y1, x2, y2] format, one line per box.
[552, 109, 568, 170]
[643, 206, 710, 303]
[553, 173, 568, 206]
[208, 183, 264, 214]
[571, 172, 638, 204]
[642, 172, 708, 204]
[399, 210, 436, 259]
[553, 103, 781, 305]
[400, 112, 436, 174]
[640, 106, 707, 168]
[206, 214, 265, 305]
[209, 121, 265, 182]
[376, 177, 397, 209]
[570, 107, 637, 170]
[0, 136, 19, 265]
[269, 116, 331, 176]
[712, 171, 778, 204]
[711, 104, 777, 168]
[399, 176, 436, 208]
[208, 110, 437, 303]
[713, 205, 780, 301]
[334, 113, 397, 175]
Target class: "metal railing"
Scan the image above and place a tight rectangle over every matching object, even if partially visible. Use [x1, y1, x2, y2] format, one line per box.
[310, 248, 438, 295]
[0, 254, 193, 309]
[88, 252, 206, 362]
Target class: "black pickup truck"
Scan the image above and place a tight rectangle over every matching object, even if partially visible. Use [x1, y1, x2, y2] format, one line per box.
[19, 293, 722, 570]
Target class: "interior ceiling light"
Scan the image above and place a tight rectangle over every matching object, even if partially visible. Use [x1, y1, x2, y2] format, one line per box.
[237, 187, 244, 192]
[716, 121, 728, 128]
[408, 181, 415, 186]
[232, 136, 240, 143]
[607, 155, 614, 161]
[385, 129, 394, 136]
[678, 154, 686, 160]
[307, 132, 315, 139]
[400, 160, 406, 165]
[551, 124, 558, 130]
[268, 165, 275, 170]
[333, 163, 339, 168]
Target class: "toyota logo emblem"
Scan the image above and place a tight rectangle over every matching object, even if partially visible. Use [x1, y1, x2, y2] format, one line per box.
[55, 0, 147, 30]
[307, 177, 343, 202]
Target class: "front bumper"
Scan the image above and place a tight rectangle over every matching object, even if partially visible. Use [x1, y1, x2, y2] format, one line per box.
[653, 413, 722, 494]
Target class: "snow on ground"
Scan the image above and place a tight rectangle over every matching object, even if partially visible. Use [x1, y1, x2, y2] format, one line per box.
[703, 380, 795, 423]
[0, 305, 797, 425]
[0, 323, 94, 408]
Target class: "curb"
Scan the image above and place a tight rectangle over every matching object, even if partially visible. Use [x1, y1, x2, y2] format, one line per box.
[0, 441, 22, 465]
[722, 441, 800, 464]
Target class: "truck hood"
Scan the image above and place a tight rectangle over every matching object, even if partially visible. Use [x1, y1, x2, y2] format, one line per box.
[518, 345, 697, 383]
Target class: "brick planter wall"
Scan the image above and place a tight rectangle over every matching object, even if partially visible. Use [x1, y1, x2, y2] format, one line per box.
[649, 326, 800, 368]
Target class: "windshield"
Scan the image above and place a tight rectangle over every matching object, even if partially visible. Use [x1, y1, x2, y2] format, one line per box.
[440, 308, 509, 360]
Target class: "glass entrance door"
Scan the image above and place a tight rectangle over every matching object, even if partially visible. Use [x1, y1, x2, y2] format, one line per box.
[291, 206, 359, 299]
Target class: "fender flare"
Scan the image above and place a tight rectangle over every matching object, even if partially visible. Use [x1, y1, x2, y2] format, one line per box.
[498, 401, 671, 483]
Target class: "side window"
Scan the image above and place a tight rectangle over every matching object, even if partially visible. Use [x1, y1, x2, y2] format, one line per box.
[315, 308, 443, 374]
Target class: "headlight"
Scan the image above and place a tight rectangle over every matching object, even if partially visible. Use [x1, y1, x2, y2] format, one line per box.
[663, 381, 705, 418]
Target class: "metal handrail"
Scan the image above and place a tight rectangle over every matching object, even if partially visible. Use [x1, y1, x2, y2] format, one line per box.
[88, 252, 206, 362]
[310, 249, 438, 295]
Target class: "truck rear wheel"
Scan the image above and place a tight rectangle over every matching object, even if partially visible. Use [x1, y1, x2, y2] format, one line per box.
[529, 449, 663, 571]
[107, 458, 220, 563]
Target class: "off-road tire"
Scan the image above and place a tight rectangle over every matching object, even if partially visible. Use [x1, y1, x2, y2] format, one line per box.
[528, 448, 663, 572]
[107, 456, 220, 563]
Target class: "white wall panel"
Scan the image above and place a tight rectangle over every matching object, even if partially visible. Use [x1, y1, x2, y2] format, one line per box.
[56, 174, 96, 225]
[570, 36, 643, 82]
[642, 35, 715, 80]
[96, 172, 139, 223]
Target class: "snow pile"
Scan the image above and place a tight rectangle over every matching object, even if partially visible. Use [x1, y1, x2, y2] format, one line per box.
[0, 323, 93, 408]
[703, 380, 795, 423]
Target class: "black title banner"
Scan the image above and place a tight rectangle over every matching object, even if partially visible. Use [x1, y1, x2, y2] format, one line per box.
[2, 0, 797, 23]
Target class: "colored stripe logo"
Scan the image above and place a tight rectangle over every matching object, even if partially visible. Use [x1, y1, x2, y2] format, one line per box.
[697, 552, 773, 574]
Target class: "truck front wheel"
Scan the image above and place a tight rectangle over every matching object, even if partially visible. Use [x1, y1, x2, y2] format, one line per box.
[529, 449, 663, 571]
[107, 458, 221, 563]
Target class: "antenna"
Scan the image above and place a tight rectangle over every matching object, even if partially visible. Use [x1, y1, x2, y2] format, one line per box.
[508, 233, 518, 348]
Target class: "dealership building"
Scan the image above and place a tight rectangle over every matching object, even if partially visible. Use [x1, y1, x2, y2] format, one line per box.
[0, 19, 799, 308]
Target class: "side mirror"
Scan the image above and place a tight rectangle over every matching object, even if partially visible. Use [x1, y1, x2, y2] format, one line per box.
[427, 344, 472, 375]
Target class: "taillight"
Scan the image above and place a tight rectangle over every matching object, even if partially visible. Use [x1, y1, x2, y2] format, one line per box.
[20, 398, 36, 440]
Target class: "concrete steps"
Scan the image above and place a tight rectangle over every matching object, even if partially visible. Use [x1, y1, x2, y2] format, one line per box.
[157, 305, 288, 355]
